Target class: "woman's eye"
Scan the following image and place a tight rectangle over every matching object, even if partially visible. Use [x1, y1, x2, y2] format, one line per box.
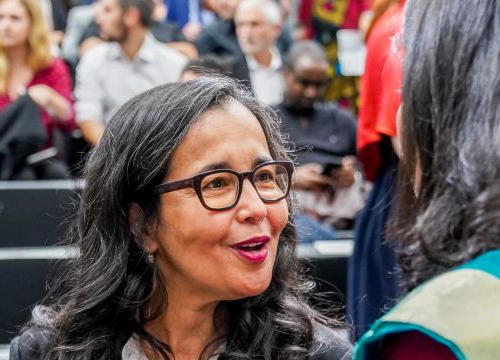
[256, 171, 275, 182]
[203, 175, 236, 190]
[206, 178, 225, 189]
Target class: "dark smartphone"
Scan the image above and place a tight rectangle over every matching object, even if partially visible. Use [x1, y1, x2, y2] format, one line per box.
[321, 157, 343, 176]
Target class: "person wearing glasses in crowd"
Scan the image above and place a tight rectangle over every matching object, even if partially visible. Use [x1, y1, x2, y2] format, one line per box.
[276, 40, 361, 243]
[10, 77, 351, 360]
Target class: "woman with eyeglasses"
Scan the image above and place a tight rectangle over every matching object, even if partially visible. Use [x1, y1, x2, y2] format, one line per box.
[10, 77, 351, 360]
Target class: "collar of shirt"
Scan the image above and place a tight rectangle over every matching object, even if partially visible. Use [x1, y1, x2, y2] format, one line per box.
[108, 33, 158, 63]
[121, 336, 224, 359]
[245, 46, 282, 72]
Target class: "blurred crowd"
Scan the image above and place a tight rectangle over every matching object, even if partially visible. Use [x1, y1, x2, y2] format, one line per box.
[0, 0, 388, 230]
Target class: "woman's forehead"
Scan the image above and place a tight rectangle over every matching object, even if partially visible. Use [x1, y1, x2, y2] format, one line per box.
[166, 102, 271, 175]
[192, 101, 265, 136]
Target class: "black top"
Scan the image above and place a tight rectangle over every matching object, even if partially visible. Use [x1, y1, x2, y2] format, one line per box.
[10, 324, 352, 360]
[275, 102, 357, 166]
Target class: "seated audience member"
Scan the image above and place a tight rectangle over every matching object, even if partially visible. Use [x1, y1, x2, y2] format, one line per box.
[78, 18, 185, 58]
[74, 0, 187, 146]
[180, 55, 232, 81]
[276, 40, 361, 242]
[10, 77, 352, 360]
[165, 0, 215, 42]
[233, 0, 285, 106]
[195, 0, 292, 60]
[0, 0, 74, 179]
[354, 0, 500, 358]
[75, 0, 191, 63]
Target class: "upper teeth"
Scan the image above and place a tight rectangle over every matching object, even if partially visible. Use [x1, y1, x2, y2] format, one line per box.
[241, 242, 260, 247]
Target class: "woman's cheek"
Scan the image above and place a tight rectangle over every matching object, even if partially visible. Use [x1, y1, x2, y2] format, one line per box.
[271, 201, 289, 236]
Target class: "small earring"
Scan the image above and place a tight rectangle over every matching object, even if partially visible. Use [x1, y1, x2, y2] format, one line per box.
[147, 252, 154, 264]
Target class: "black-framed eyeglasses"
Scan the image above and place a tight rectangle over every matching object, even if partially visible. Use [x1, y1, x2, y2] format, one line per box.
[152, 161, 294, 211]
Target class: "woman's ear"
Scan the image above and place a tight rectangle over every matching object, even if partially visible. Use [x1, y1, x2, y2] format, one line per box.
[392, 103, 403, 159]
[128, 202, 158, 254]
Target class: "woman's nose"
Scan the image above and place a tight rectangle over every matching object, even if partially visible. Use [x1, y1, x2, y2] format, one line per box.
[236, 178, 267, 223]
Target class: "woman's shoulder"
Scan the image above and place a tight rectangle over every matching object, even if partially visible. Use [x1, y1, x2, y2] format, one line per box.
[9, 327, 55, 360]
[311, 323, 353, 360]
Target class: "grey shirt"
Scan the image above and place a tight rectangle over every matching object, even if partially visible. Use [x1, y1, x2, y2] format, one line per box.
[75, 34, 187, 125]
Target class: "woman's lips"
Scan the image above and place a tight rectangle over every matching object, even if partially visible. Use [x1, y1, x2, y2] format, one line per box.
[231, 236, 270, 264]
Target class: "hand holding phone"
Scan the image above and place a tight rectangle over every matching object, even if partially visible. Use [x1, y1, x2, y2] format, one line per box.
[321, 156, 343, 176]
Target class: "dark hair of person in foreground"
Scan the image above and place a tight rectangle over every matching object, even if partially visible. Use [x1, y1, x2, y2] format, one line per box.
[17, 77, 346, 359]
[391, 0, 500, 292]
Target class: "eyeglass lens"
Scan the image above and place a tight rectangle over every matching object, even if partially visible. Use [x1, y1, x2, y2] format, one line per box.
[199, 163, 290, 209]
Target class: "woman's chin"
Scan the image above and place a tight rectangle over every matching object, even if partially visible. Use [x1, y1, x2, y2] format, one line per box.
[228, 276, 273, 300]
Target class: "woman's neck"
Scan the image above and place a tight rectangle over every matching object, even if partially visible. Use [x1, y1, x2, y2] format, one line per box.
[144, 295, 220, 360]
[5, 45, 29, 67]
[4, 46, 32, 98]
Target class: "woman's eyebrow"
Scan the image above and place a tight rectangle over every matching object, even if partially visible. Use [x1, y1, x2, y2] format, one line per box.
[197, 162, 231, 173]
[197, 157, 274, 174]
[252, 156, 273, 168]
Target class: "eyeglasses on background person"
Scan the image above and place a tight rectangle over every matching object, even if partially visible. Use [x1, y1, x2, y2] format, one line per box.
[152, 160, 294, 210]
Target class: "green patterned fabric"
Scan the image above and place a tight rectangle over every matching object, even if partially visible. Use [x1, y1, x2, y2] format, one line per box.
[353, 250, 500, 360]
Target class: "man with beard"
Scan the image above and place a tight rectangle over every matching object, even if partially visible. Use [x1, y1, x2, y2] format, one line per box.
[74, 0, 187, 145]
[276, 40, 362, 241]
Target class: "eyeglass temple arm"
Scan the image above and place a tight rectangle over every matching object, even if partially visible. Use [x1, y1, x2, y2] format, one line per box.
[152, 178, 194, 194]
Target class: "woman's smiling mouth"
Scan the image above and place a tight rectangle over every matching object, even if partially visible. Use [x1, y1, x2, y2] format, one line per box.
[231, 236, 270, 264]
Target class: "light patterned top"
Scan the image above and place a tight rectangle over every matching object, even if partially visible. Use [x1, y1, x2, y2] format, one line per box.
[121, 336, 222, 359]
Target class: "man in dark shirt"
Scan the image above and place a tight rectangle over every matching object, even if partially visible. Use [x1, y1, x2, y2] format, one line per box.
[276, 40, 362, 241]
[195, 0, 292, 64]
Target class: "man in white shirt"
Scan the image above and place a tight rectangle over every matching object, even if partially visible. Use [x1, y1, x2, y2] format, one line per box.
[75, 0, 187, 145]
[234, 0, 285, 106]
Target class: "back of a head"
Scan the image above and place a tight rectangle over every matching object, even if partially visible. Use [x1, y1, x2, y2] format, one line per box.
[284, 40, 328, 70]
[181, 55, 232, 80]
[395, 0, 500, 290]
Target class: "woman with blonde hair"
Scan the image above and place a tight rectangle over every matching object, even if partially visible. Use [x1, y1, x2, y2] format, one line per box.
[0, 0, 74, 169]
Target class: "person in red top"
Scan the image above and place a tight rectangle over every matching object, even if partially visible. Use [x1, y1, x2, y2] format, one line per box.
[347, 0, 404, 341]
[0, 0, 74, 148]
[357, 0, 403, 182]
